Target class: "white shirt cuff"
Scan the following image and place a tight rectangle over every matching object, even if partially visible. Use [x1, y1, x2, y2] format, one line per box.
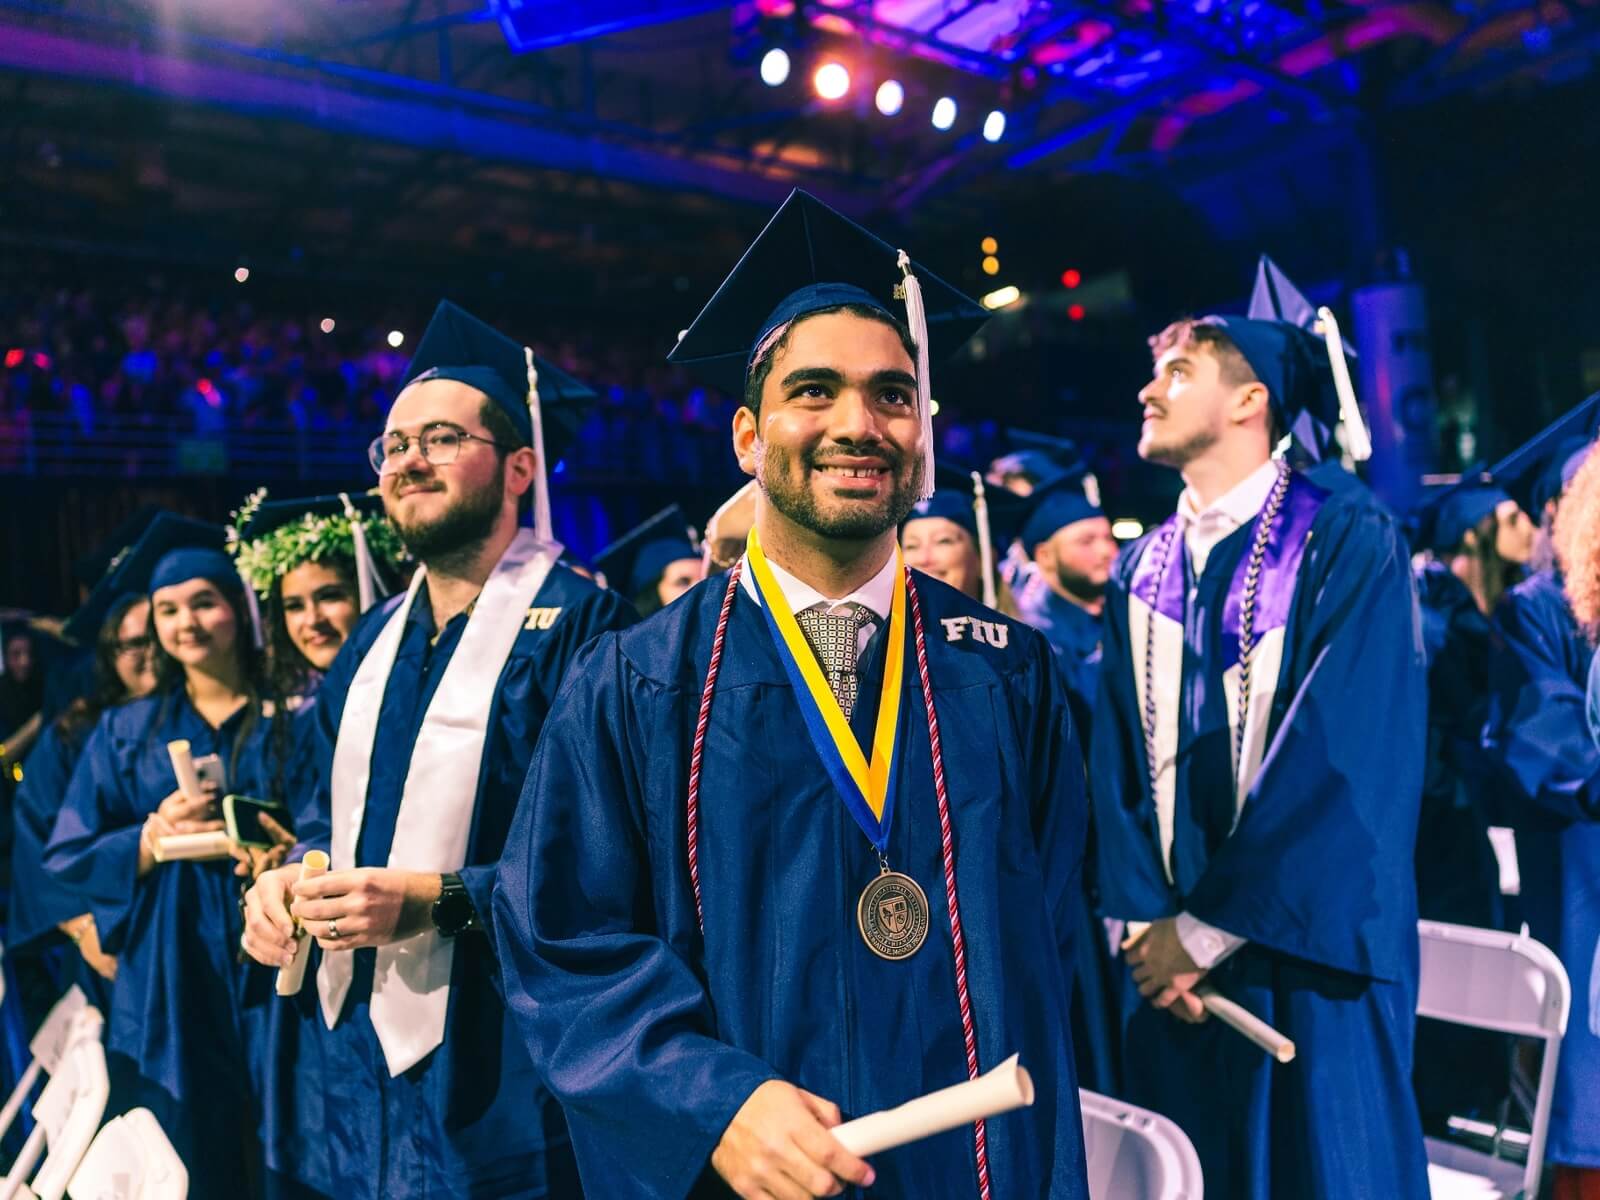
[1174, 913, 1246, 969]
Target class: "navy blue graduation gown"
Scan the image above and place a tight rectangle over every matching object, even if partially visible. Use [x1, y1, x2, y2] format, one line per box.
[1410, 563, 1510, 1123]
[10, 720, 115, 1017]
[280, 564, 634, 1200]
[1089, 476, 1430, 1199]
[1483, 569, 1600, 1166]
[494, 569, 1091, 1199]
[44, 688, 301, 1198]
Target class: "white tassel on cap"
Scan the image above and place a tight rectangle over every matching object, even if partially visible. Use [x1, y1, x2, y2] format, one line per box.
[242, 576, 266, 650]
[338, 492, 384, 613]
[523, 346, 554, 544]
[1314, 306, 1372, 463]
[896, 250, 937, 502]
[969, 470, 997, 610]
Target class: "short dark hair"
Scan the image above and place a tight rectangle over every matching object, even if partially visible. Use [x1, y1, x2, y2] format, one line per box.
[743, 303, 920, 416]
[1147, 318, 1258, 388]
[478, 396, 526, 454]
[1149, 317, 1282, 443]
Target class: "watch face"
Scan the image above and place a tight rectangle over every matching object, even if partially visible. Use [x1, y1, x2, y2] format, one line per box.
[433, 890, 474, 936]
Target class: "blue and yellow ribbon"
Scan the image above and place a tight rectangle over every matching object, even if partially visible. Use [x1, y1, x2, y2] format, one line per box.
[746, 527, 906, 852]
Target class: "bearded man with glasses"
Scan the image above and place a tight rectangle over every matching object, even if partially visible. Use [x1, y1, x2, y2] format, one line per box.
[240, 301, 635, 1200]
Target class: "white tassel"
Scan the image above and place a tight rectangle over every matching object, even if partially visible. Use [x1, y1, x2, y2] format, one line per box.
[897, 250, 936, 502]
[339, 492, 381, 613]
[242, 576, 266, 650]
[970, 470, 997, 610]
[524, 346, 554, 544]
[1315, 306, 1372, 463]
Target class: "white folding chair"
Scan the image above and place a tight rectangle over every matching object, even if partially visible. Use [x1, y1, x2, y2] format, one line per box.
[1080, 1088, 1203, 1200]
[67, 1108, 187, 1200]
[0, 1009, 109, 1200]
[1417, 919, 1570, 1200]
[0, 989, 91, 1145]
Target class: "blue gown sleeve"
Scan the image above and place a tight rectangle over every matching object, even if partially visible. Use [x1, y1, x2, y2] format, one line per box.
[1182, 502, 1427, 982]
[1588, 650, 1600, 753]
[10, 724, 90, 948]
[1484, 578, 1600, 822]
[493, 633, 780, 1200]
[42, 715, 146, 954]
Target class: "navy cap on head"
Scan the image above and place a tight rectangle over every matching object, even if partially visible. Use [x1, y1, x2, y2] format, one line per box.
[63, 506, 163, 643]
[236, 491, 387, 543]
[1487, 392, 1600, 519]
[1195, 254, 1368, 465]
[1408, 478, 1508, 553]
[594, 506, 700, 598]
[102, 513, 235, 599]
[990, 430, 1084, 489]
[1020, 470, 1106, 557]
[904, 463, 1029, 548]
[668, 191, 989, 401]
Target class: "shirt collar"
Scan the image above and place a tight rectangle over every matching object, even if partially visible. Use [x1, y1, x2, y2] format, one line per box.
[1177, 458, 1282, 532]
[738, 542, 898, 621]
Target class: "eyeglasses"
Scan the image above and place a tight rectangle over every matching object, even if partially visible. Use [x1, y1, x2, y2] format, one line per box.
[368, 424, 515, 476]
[114, 637, 152, 658]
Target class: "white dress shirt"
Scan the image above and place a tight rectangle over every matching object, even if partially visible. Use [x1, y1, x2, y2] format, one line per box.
[1169, 458, 1282, 970]
[740, 543, 897, 660]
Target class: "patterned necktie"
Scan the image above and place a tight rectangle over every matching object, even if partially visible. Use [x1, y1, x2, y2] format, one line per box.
[794, 604, 876, 719]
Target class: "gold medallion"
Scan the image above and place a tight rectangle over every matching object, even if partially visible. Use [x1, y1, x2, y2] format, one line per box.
[857, 870, 930, 961]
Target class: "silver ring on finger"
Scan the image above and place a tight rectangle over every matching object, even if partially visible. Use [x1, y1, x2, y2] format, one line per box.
[327, 919, 341, 940]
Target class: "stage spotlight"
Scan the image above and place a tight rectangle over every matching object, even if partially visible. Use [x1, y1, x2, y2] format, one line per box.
[982, 110, 1006, 142]
[234, 267, 250, 283]
[320, 318, 336, 334]
[931, 97, 957, 130]
[1112, 519, 1145, 540]
[875, 80, 904, 116]
[981, 285, 1020, 310]
[814, 62, 850, 101]
[1060, 268, 1082, 289]
[981, 236, 998, 255]
[760, 48, 790, 87]
[1068, 303, 1086, 321]
[387, 330, 405, 348]
[930, 399, 941, 416]
[981, 255, 1000, 276]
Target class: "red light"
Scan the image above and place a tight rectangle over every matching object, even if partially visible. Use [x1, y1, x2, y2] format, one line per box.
[3, 349, 22, 368]
[1068, 303, 1086, 321]
[1060, 269, 1082, 289]
[31, 352, 50, 369]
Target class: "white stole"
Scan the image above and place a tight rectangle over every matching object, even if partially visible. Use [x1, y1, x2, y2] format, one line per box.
[319, 528, 559, 1075]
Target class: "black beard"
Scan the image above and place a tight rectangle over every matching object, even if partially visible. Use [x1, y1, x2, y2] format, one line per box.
[758, 442, 922, 541]
[389, 458, 505, 562]
[1054, 564, 1106, 604]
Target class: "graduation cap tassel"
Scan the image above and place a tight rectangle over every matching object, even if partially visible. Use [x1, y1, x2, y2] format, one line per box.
[338, 492, 382, 613]
[969, 470, 997, 610]
[241, 574, 266, 651]
[1315, 306, 1372, 463]
[896, 250, 937, 503]
[523, 347, 554, 544]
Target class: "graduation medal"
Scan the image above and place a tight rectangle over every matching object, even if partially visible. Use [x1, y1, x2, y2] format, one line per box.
[746, 528, 930, 960]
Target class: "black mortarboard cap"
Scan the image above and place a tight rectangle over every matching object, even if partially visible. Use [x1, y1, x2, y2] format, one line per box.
[668, 190, 989, 398]
[104, 513, 235, 599]
[399, 300, 597, 467]
[593, 506, 700, 597]
[72, 505, 161, 590]
[1487, 392, 1600, 519]
[1020, 468, 1107, 556]
[236, 491, 387, 543]
[1408, 475, 1508, 554]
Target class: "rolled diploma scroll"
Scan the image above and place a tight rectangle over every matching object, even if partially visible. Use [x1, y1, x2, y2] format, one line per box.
[155, 739, 232, 861]
[831, 1054, 1034, 1158]
[276, 850, 330, 996]
[1122, 921, 1296, 1064]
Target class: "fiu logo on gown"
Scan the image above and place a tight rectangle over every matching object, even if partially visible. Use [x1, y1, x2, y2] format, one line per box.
[939, 615, 1009, 648]
[523, 607, 563, 631]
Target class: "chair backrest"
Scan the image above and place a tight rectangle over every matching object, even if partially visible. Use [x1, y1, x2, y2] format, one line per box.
[1080, 1088, 1203, 1200]
[1417, 920, 1569, 1038]
[67, 1108, 188, 1200]
[1416, 919, 1571, 1199]
[25, 1016, 110, 1200]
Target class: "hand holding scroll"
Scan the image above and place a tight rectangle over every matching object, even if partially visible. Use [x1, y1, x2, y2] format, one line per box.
[712, 1080, 876, 1199]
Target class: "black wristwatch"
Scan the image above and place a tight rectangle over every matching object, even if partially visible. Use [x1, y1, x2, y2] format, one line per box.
[431, 873, 477, 937]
